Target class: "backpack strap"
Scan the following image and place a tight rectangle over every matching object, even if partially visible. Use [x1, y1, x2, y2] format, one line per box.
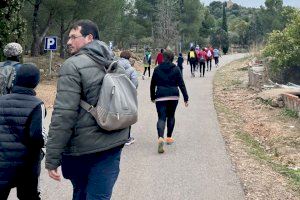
[105, 61, 118, 73]
[80, 100, 94, 112]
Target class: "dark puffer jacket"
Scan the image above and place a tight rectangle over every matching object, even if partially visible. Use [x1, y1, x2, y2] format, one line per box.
[0, 86, 43, 188]
[150, 62, 189, 102]
[46, 40, 129, 170]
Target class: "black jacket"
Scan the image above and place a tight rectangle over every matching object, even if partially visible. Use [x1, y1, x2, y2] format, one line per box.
[177, 56, 184, 67]
[150, 62, 188, 102]
[0, 86, 44, 188]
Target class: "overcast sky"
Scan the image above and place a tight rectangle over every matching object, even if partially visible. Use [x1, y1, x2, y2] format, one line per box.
[201, 0, 300, 8]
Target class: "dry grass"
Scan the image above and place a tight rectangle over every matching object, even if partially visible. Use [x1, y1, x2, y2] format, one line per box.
[214, 57, 300, 199]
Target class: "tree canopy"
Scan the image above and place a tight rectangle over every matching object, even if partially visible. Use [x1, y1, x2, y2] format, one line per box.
[0, 0, 298, 57]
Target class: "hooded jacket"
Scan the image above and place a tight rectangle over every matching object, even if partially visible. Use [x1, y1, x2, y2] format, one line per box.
[117, 58, 138, 88]
[46, 40, 129, 170]
[150, 62, 188, 102]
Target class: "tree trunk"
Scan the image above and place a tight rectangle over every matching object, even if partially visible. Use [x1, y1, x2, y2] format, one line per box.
[31, 0, 41, 56]
[60, 18, 65, 58]
[30, 0, 53, 56]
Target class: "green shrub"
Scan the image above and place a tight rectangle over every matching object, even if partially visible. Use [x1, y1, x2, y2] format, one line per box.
[263, 11, 300, 74]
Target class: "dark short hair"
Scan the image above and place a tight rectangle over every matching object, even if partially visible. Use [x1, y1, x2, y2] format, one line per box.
[15, 63, 40, 89]
[163, 50, 174, 63]
[190, 47, 195, 51]
[160, 49, 164, 53]
[120, 50, 131, 59]
[70, 19, 100, 40]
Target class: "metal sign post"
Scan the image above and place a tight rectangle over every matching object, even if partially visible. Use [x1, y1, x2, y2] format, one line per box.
[44, 36, 57, 76]
[49, 50, 53, 76]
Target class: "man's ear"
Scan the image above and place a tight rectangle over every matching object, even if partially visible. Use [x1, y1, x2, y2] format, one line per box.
[86, 34, 94, 42]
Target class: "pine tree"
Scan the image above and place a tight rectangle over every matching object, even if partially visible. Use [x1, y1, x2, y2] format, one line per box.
[222, 2, 228, 32]
[221, 2, 229, 54]
[0, 0, 26, 60]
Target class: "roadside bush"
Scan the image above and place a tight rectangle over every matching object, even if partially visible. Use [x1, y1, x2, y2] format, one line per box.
[263, 11, 300, 84]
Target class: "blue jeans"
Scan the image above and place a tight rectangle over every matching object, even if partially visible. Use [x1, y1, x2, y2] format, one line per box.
[61, 147, 122, 200]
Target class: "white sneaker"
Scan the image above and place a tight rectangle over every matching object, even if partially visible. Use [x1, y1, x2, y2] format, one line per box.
[142, 75, 145, 80]
[125, 137, 135, 146]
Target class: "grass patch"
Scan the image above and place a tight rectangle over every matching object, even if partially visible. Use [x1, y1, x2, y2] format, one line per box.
[231, 79, 243, 86]
[238, 66, 249, 71]
[235, 131, 300, 193]
[281, 108, 299, 118]
[257, 97, 273, 106]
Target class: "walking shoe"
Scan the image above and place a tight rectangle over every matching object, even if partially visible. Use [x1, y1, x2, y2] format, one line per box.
[158, 137, 164, 153]
[165, 137, 174, 145]
[125, 137, 135, 146]
[142, 75, 145, 80]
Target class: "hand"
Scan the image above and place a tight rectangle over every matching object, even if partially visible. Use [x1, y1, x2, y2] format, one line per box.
[151, 100, 155, 103]
[184, 101, 189, 107]
[48, 169, 61, 181]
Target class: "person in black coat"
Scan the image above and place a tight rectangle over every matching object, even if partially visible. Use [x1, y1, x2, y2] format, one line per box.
[0, 63, 46, 200]
[150, 50, 189, 154]
[177, 52, 184, 75]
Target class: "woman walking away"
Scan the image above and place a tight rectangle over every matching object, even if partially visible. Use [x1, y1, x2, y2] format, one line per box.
[118, 50, 138, 146]
[187, 47, 197, 77]
[142, 48, 152, 79]
[213, 47, 220, 67]
[150, 50, 189, 154]
[206, 47, 213, 71]
[177, 53, 184, 75]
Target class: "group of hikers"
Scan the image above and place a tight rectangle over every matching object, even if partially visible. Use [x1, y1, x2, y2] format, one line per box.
[187, 45, 220, 77]
[0, 19, 220, 200]
[142, 45, 220, 80]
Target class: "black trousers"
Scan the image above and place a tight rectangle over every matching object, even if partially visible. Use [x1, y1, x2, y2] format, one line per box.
[143, 66, 151, 77]
[214, 57, 219, 66]
[199, 62, 206, 76]
[189, 61, 196, 75]
[155, 100, 179, 138]
[207, 58, 212, 71]
[0, 158, 42, 200]
[178, 65, 183, 76]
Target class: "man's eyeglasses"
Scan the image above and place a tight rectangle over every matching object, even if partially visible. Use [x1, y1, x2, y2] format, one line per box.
[68, 35, 85, 41]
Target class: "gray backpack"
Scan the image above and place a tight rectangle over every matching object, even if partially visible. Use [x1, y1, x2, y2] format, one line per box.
[80, 61, 138, 131]
[0, 62, 16, 95]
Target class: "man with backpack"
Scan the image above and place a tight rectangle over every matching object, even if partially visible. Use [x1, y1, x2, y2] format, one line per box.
[187, 46, 197, 77]
[0, 42, 23, 95]
[46, 19, 132, 200]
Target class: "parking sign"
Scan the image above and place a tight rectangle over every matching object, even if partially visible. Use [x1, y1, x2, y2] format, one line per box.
[44, 36, 57, 50]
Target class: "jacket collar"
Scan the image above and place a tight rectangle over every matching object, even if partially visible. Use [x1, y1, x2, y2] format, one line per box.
[11, 86, 36, 96]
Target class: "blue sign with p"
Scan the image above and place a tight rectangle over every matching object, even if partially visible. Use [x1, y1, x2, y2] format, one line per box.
[44, 37, 57, 50]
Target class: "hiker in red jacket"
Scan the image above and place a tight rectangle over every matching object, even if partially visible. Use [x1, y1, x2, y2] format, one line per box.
[155, 49, 164, 65]
[198, 48, 207, 77]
